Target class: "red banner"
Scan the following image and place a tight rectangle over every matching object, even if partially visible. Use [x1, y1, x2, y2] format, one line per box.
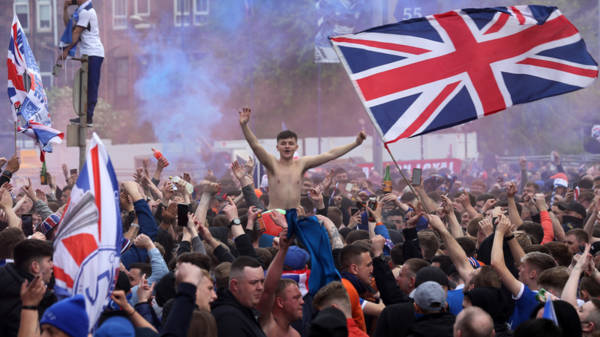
[359, 158, 463, 174]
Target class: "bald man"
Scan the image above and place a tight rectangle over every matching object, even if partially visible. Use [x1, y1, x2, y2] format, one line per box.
[453, 307, 495, 337]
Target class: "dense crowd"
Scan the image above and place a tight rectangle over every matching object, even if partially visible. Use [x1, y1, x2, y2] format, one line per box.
[0, 124, 600, 337]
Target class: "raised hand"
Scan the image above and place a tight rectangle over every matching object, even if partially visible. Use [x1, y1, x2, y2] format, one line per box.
[137, 274, 155, 303]
[134, 233, 155, 250]
[356, 130, 367, 145]
[21, 178, 37, 202]
[440, 195, 453, 216]
[478, 218, 494, 238]
[35, 189, 47, 203]
[231, 161, 246, 181]
[506, 182, 517, 198]
[519, 156, 527, 170]
[244, 156, 255, 175]
[175, 262, 203, 285]
[371, 234, 386, 258]
[239, 107, 251, 125]
[271, 211, 288, 229]
[6, 155, 20, 174]
[222, 196, 239, 222]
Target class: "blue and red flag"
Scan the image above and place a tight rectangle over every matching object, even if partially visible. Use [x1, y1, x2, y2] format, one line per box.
[330, 5, 598, 144]
[8, 15, 63, 158]
[52, 133, 122, 332]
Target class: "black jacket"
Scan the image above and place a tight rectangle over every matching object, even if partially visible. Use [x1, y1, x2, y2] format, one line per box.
[374, 302, 454, 337]
[0, 263, 56, 337]
[211, 289, 266, 337]
[407, 312, 455, 337]
[372, 256, 411, 305]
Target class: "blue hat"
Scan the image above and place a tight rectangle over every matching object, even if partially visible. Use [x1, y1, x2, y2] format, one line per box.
[284, 245, 310, 270]
[40, 294, 89, 337]
[94, 316, 135, 337]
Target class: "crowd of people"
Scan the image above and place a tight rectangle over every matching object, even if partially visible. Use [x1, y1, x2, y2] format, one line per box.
[0, 108, 599, 337]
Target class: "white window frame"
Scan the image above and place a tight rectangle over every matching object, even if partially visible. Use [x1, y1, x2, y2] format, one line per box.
[174, 0, 191, 27]
[14, 0, 30, 32]
[36, 0, 52, 32]
[134, 0, 150, 17]
[113, 0, 128, 30]
[193, 0, 209, 26]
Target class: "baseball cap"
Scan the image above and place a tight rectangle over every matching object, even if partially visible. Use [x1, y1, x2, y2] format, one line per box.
[410, 281, 447, 312]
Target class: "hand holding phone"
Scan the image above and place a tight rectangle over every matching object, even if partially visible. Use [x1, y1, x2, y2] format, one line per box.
[411, 168, 422, 186]
[177, 204, 189, 227]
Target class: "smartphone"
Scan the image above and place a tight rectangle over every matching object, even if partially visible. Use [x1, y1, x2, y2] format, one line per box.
[177, 204, 189, 227]
[345, 183, 353, 193]
[411, 168, 422, 186]
[21, 214, 33, 236]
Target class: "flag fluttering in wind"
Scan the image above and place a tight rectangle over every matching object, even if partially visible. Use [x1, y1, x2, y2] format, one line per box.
[52, 133, 123, 331]
[331, 5, 598, 144]
[8, 15, 63, 159]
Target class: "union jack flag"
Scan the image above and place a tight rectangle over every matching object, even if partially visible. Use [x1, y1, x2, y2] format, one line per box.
[8, 15, 62, 158]
[52, 133, 122, 331]
[330, 5, 598, 144]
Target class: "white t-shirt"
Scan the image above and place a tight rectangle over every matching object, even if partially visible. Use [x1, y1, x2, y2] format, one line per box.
[76, 2, 104, 57]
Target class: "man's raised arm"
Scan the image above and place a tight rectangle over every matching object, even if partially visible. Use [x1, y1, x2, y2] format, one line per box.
[302, 131, 366, 170]
[239, 107, 276, 172]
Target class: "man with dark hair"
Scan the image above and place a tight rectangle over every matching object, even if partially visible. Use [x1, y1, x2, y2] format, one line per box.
[239, 107, 366, 210]
[453, 306, 495, 337]
[0, 239, 56, 337]
[0, 227, 26, 266]
[339, 243, 375, 333]
[212, 256, 266, 337]
[566, 228, 589, 255]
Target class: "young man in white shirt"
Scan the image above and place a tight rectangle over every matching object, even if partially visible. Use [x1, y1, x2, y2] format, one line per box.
[61, 0, 104, 127]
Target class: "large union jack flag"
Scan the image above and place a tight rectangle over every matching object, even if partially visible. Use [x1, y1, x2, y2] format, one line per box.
[330, 5, 598, 144]
[52, 133, 122, 331]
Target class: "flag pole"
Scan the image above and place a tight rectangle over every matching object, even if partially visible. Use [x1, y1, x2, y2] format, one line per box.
[14, 121, 17, 155]
[382, 142, 432, 214]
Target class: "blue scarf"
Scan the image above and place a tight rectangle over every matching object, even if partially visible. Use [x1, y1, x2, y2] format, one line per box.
[59, 1, 93, 57]
[286, 209, 340, 295]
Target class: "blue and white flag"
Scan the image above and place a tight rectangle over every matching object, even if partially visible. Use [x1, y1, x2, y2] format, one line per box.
[542, 297, 559, 326]
[52, 133, 123, 331]
[8, 15, 63, 158]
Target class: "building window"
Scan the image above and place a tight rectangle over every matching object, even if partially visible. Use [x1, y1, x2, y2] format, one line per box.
[193, 0, 209, 25]
[14, 0, 30, 31]
[174, 0, 191, 27]
[37, 0, 52, 32]
[113, 0, 128, 29]
[134, 0, 150, 16]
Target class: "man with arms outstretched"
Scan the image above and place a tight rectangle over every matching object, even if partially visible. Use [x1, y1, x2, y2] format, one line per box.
[239, 107, 366, 210]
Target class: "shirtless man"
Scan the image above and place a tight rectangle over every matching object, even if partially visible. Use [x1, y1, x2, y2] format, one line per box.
[261, 279, 304, 337]
[239, 107, 366, 209]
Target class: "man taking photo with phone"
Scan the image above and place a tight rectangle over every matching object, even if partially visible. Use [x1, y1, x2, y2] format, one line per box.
[60, 0, 104, 127]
